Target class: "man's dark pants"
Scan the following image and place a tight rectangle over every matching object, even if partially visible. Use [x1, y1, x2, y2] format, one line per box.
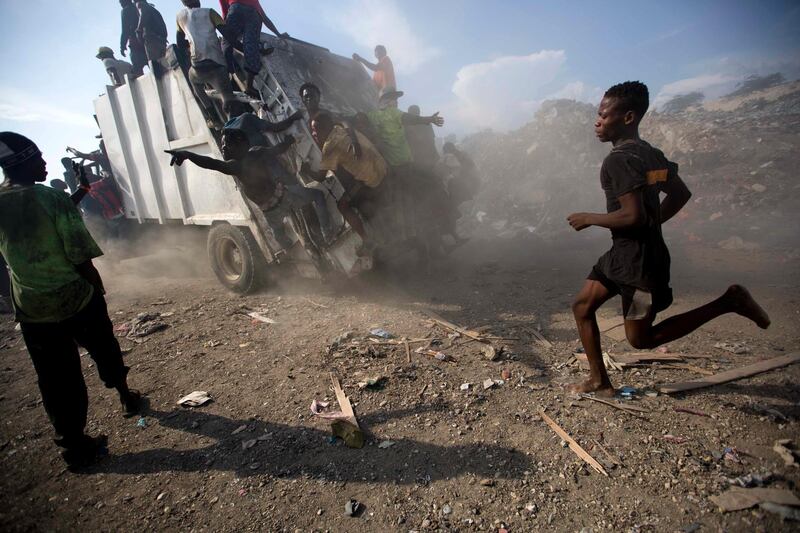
[19, 290, 129, 449]
[0, 254, 9, 299]
[129, 42, 147, 77]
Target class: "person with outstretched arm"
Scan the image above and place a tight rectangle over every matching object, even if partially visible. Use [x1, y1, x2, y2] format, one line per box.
[566, 81, 771, 397]
[165, 129, 334, 251]
[0, 132, 141, 469]
[353, 45, 396, 95]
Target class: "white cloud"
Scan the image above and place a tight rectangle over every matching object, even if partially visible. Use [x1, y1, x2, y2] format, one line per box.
[547, 81, 603, 104]
[449, 50, 568, 131]
[652, 73, 741, 109]
[0, 86, 97, 129]
[324, 0, 440, 74]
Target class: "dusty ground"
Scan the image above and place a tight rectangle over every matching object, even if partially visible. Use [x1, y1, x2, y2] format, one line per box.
[0, 234, 798, 532]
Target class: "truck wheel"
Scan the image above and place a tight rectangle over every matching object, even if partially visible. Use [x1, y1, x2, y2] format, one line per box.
[207, 224, 264, 294]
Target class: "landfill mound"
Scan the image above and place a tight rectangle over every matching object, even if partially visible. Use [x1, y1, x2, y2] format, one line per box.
[461, 80, 800, 253]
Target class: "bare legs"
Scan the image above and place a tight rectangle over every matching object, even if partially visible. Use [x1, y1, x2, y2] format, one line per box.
[570, 280, 616, 397]
[570, 283, 770, 397]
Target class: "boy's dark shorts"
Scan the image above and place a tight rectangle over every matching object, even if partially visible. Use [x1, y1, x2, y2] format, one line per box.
[588, 267, 673, 320]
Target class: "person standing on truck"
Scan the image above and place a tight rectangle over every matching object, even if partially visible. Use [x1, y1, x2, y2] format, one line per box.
[120, 0, 147, 76]
[176, 0, 238, 117]
[566, 81, 770, 396]
[220, 0, 288, 99]
[0, 132, 141, 469]
[96, 46, 134, 87]
[166, 130, 335, 252]
[135, 1, 169, 66]
[353, 45, 396, 95]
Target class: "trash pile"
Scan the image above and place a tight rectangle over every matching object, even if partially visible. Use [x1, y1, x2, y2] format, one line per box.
[460, 80, 800, 252]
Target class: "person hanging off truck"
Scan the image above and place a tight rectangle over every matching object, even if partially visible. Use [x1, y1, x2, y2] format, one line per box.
[165, 124, 335, 253]
[353, 45, 396, 96]
[219, 0, 288, 99]
[566, 81, 771, 397]
[0, 132, 142, 469]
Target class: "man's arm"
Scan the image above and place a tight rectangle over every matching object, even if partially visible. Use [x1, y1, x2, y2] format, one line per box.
[69, 188, 89, 205]
[176, 27, 190, 55]
[659, 174, 692, 223]
[258, 110, 303, 133]
[352, 54, 379, 71]
[76, 260, 106, 295]
[402, 112, 445, 127]
[165, 150, 241, 176]
[257, 4, 285, 37]
[261, 135, 295, 156]
[567, 191, 645, 231]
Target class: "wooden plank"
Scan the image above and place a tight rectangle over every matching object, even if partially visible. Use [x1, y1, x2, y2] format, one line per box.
[423, 310, 489, 344]
[404, 340, 411, 364]
[538, 409, 609, 477]
[330, 373, 358, 428]
[659, 353, 800, 394]
[531, 329, 553, 349]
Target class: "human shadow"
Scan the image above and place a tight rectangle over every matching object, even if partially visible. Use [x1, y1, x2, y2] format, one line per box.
[92, 405, 537, 483]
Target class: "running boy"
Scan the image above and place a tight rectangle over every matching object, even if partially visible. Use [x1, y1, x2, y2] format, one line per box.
[567, 81, 770, 397]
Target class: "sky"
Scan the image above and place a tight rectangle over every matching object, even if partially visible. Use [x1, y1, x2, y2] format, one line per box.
[1, 0, 799, 178]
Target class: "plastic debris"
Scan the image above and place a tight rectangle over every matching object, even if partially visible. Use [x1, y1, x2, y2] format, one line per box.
[136, 417, 147, 428]
[724, 472, 776, 488]
[482, 345, 499, 361]
[760, 502, 800, 521]
[369, 328, 393, 339]
[177, 391, 211, 407]
[662, 434, 690, 444]
[774, 439, 799, 467]
[345, 499, 362, 517]
[460, 383, 471, 391]
[617, 386, 637, 399]
[377, 440, 396, 449]
[357, 376, 387, 390]
[711, 487, 800, 512]
[123, 312, 168, 341]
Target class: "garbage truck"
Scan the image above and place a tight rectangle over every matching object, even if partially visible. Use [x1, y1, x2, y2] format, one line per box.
[93, 35, 379, 293]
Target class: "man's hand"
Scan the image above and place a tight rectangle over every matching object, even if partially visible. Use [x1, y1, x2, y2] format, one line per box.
[66, 147, 78, 156]
[567, 213, 593, 231]
[347, 141, 363, 159]
[288, 110, 304, 123]
[280, 32, 290, 39]
[72, 162, 91, 189]
[352, 53, 362, 62]
[120, 46, 127, 57]
[429, 112, 444, 127]
[282, 134, 296, 145]
[165, 149, 190, 166]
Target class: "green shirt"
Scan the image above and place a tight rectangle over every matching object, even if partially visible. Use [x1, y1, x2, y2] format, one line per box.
[0, 184, 103, 323]
[367, 108, 413, 167]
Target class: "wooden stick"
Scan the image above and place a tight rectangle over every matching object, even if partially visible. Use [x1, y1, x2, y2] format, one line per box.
[404, 340, 411, 364]
[423, 310, 489, 344]
[592, 439, 622, 466]
[577, 394, 650, 416]
[539, 409, 609, 477]
[418, 384, 428, 398]
[330, 373, 358, 428]
[659, 353, 800, 394]
[303, 297, 328, 309]
[531, 329, 553, 348]
[658, 363, 715, 376]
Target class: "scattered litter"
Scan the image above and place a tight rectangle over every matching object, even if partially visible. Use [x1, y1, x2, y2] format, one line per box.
[710, 487, 800, 512]
[357, 376, 387, 390]
[713, 341, 749, 354]
[332, 331, 355, 345]
[617, 386, 637, 399]
[724, 472, 776, 488]
[662, 434, 690, 444]
[231, 425, 247, 435]
[345, 498, 362, 517]
[482, 345, 499, 361]
[241, 439, 257, 450]
[501, 368, 512, 380]
[483, 378, 499, 390]
[674, 407, 711, 418]
[577, 394, 649, 417]
[377, 440, 396, 449]
[659, 353, 800, 394]
[248, 312, 276, 324]
[538, 409, 608, 476]
[479, 478, 495, 487]
[203, 340, 221, 348]
[177, 391, 211, 407]
[124, 313, 168, 341]
[442, 504, 452, 515]
[723, 447, 743, 464]
[136, 417, 147, 428]
[774, 439, 799, 467]
[760, 501, 800, 521]
[680, 523, 702, 533]
[369, 328, 393, 339]
[460, 383, 471, 391]
[415, 347, 454, 362]
[750, 403, 789, 422]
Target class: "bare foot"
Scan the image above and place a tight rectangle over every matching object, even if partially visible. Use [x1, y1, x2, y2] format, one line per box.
[567, 379, 615, 398]
[726, 285, 771, 329]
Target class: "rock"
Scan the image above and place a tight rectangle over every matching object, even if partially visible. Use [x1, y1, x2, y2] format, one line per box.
[442, 504, 452, 515]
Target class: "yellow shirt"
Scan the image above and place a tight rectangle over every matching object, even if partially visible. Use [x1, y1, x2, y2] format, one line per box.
[320, 125, 387, 188]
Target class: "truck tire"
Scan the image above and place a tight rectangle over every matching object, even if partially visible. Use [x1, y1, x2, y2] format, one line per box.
[207, 224, 265, 294]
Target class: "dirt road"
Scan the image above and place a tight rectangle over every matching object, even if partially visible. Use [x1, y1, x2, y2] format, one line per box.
[1, 235, 798, 532]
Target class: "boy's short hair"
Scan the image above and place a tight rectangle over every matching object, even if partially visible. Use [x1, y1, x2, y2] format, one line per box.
[299, 82, 320, 98]
[604, 81, 649, 119]
[222, 128, 249, 146]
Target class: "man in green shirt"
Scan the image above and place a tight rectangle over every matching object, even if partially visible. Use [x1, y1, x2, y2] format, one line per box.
[0, 132, 141, 469]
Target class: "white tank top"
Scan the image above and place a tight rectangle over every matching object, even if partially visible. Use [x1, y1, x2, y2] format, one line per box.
[177, 7, 226, 67]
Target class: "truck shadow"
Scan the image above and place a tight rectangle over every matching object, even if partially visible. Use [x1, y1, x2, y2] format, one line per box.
[89, 407, 536, 483]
